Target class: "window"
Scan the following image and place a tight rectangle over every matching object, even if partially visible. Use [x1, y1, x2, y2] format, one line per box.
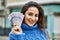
[54, 12, 60, 33]
[0, 17, 5, 28]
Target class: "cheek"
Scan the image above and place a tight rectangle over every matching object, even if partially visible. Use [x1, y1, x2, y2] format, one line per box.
[36, 17, 38, 21]
[25, 14, 29, 18]
[25, 14, 30, 21]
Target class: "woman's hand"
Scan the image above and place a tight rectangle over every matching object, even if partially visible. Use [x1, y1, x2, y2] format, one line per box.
[12, 23, 23, 34]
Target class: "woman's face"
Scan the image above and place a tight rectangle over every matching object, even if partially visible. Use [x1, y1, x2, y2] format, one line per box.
[24, 7, 39, 26]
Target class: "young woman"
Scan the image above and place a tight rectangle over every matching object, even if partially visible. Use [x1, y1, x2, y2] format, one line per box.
[9, 1, 48, 40]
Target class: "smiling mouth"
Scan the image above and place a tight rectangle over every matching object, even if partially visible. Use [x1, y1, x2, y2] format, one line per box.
[29, 20, 35, 24]
[30, 22, 34, 24]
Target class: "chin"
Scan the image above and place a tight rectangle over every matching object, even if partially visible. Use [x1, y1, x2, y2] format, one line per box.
[28, 24, 35, 27]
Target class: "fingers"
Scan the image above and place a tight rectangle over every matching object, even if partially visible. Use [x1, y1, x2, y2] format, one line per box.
[11, 23, 23, 34]
[13, 23, 20, 27]
[12, 26, 22, 34]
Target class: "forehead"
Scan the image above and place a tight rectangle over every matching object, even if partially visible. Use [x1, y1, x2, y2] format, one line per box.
[27, 7, 39, 14]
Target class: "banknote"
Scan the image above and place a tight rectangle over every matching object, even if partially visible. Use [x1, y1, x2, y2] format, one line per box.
[8, 12, 24, 27]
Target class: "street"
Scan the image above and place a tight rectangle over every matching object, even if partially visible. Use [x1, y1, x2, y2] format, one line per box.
[0, 36, 8, 40]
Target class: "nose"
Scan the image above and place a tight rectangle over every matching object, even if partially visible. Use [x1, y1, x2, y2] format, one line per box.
[31, 16, 35, 21]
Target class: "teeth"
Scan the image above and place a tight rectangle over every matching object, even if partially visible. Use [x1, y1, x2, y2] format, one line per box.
[30, 19, 33, 21]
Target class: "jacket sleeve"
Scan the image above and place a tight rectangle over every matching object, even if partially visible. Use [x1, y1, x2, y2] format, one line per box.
[9, 32, 25, 40]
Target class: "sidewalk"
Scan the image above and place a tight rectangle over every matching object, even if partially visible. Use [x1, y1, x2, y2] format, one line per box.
[0, 36, 9, 40]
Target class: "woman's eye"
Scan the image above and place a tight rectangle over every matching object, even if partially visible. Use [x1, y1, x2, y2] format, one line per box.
[35, 14, 38, 17]
[28, 13, 33, 16]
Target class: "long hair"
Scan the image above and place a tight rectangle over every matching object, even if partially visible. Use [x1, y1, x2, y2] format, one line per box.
[21, 1, 45, 29]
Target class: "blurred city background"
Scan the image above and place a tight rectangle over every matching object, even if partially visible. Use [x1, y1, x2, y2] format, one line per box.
[0, 0, 60, 40]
